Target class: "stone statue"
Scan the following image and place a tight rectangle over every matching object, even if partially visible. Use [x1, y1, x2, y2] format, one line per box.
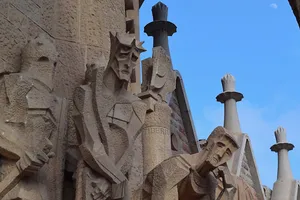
[73, 32, 147, 200]
[214, 164, 259, 200]
[0, 34, 68, 200]
[138, 46, 177, 178]
[133, 126, 239, 200]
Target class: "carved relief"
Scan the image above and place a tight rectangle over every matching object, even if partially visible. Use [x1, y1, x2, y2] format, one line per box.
[0, 34, 68, 200]
[133, 126, 239, 200]
[140, 46, 176, 104]
[73, 32, 147, 200]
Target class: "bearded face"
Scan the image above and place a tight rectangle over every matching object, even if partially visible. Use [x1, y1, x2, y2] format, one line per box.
[206, 136, 237, 168]
[111, 45, 140, 82]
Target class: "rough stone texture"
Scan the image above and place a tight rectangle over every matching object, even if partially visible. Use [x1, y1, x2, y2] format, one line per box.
[0, 0, 126, 98]
[171, 71, 199, 155]
[217, 74, 266, 200]
[139, 46, 177, 177]
[73, 32, 146, 199]
[169, 90, 191, 154]
[133, 126, 239, 200]
[0, 1, 289, 200]
[270, 127, 298, 200]
[0, 1, 128, 199]
[0, 34, 68, 200]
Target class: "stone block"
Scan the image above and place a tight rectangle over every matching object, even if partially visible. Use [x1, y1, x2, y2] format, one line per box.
[80, 0, 125, 49]
[54, 40, 86, 98]
[7, 4, 29, 33]
[0, 0, 9, 18]
[0, 16, 26, 74]
[86, 45, 108, 66]
[11, 0, 40, 22]
[38, 0, 56, 35]
[129, 134, 144, 194]
[55, 0, 79, 41]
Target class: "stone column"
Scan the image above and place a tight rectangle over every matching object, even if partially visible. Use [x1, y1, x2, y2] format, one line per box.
[271, 127, 296, 200]
[140, 100, 173, 176]
[144, 2, 177, 57]
[216, 74, 244, 134]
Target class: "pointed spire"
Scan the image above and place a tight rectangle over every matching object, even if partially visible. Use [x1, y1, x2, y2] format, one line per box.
[216, 74, 244, 134]
[152, 2, 168, 21]
[271, 127, 294, 180]
[270, 127, 296, 200]
[144, 2, 177, 57]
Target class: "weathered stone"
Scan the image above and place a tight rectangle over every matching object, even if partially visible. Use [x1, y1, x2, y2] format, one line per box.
[270, 127, 297, 200]
[133, 126, 239, 200]
[0, 34, 68, 200]
[55, 0, 79, 41]
[73, 32, 146, 200]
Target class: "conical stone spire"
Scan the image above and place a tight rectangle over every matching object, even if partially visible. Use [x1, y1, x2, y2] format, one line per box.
[144, 2, 177, 57]
[216, 74, 244, 134]
[271, 127, 297, 200]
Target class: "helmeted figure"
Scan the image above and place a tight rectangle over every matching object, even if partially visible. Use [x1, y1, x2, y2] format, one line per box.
[0, 34, 67, 200]
[73, 32, 147, 200]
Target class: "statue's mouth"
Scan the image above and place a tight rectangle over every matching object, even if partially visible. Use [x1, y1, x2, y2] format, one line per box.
[121, 70, 129, 75]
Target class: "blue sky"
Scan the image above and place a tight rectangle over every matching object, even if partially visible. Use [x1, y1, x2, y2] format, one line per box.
[140, 0, 300, 188]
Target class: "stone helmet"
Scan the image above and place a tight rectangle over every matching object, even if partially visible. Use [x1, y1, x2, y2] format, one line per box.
[21, 33, 58, 70]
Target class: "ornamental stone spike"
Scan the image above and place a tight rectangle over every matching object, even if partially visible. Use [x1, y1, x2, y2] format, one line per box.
[216, 74, 244, 134]
[221, 74, 236, 92]
[152, 1, 168, 21]
[144, 2, 177, 57]
[270, 127, 296, 200]
[271, 127, 294, 180]
[274, 126, 288, 143]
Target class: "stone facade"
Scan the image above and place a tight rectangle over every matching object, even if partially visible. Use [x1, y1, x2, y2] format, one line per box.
[0, 1, 298, 200]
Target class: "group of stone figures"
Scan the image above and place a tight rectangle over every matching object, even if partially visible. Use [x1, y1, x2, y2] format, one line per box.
[0, 32, 258, 200]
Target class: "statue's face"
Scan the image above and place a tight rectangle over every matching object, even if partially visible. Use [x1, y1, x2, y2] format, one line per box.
[206, 136, 237, 167]
[112, 45, 140, 82]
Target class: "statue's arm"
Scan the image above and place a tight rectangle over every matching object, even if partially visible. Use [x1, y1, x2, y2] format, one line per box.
[0, 138, 54, 199]
[73, 111, 126, 184]
[78, 142, 126, 184]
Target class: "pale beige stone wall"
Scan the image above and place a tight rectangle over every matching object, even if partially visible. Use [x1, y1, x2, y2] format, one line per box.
[0, 0, 126, 99]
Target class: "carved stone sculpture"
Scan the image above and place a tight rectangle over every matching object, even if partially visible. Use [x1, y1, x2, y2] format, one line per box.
[232, 177, 259, 200]
[0, 34, 68, 200]
[263, 186, 272, 200]
[73, 32, 147, 200]
[270, 127, 297, 200]
[213, 158, 259, 200]
[138, 46, 176, 177]
[133, 126, 239, 200]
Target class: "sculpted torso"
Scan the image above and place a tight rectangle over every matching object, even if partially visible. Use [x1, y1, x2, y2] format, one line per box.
[133, 126, 239, 200]
[0, 34, 64, 200]
[74, 32, 147, 200]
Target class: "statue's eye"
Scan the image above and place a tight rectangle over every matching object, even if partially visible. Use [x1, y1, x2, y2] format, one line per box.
[225, 149, 232, 157]
[217, 142, 225, 148]
[131, 55, 138, 62]
[122, 46, 131, 51]
[119, 52, 129, 58]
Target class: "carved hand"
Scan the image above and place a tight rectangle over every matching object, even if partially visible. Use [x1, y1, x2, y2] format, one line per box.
[91, 179, 111, 200]
[215, 165, 235, 188]
[16, 138, 55, 175]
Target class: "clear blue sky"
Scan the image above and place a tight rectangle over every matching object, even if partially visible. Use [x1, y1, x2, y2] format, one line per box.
[140, 0, 300, 189]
